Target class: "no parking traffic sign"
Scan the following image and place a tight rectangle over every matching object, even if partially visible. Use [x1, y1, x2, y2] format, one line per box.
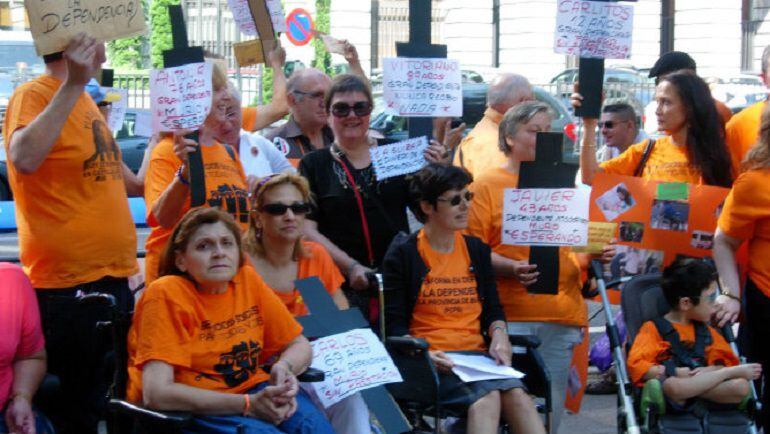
[285, 8, 314, 46]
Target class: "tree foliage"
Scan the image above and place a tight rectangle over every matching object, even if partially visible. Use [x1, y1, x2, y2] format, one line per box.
[311, 0, 331, 76]
[107, 0, 149, 69]
[149, 0, 181, 69]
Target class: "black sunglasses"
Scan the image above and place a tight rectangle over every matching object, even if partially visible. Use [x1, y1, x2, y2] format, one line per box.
[436, 191, 474, 206]
[260, 202, 311, 216]
[331, 101, 373, 118]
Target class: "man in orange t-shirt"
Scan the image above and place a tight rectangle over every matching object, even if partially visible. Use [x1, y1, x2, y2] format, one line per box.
[2, 34, 138, 434]
[453, 73, 534, 177]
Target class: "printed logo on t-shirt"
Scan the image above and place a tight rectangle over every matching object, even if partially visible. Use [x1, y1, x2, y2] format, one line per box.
[83, 119, 123, 182]
[273, 137, 291, 156]
[418, 276, 480, 315]
[208, 184, 249, 223]
[213, 340, 262, 387]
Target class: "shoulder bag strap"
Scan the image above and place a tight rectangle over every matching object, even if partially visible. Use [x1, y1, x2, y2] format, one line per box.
[330, 147, 375, 267]
[633, 139, 656, 177]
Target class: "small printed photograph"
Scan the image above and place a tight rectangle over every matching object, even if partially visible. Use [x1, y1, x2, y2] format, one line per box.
[650, 199, 689, 232]
[691, 231, 715, 250]
[619, 221, 644, 243]
[606, 245, 665, 282]
[596, 182, 636, 221]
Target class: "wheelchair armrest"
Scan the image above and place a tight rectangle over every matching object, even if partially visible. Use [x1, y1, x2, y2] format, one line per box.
[108, 399, 193, 427]
[508, 334, 541, 349]
[297, 367, 324, 382]
[385, 336, 429, 351]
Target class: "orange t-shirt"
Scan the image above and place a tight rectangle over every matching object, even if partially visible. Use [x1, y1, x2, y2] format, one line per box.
[126, 265, 303, 402]
[627, 320, 739, 387]
[466, 168, 586, 326]
[269, 241, 345, 316]
[453, 108, 507, 177]
[718, 168, 770, 298]
[144, 137, 249, 284]
[600, 135, 704, 184]
[2, 75, 137, 288]
[242, 107, 258, 132]
[725, 101, 766, 173]
[409, 230, 485, 352]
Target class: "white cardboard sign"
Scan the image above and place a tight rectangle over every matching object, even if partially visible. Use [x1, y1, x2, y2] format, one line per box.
[554, 0, 634, 59]
[103, 87, 128, 133]
[309, 328, 402, 408]
[502, 188, 590, 246]
[382, 57, 462, 117]
[228, 0, 285, 35]
[265, 0, 286, 33]
[370, 136, 429, 181]
[150, 62, 213, 133]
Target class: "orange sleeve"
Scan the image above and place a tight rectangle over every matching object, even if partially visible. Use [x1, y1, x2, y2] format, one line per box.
[242, 107, 258, 132]
[308, 243, 345, 296]
[253, 271, 304, 363]
[706, 326, 740, 367]
[132, 285, 195, 369]
[627, 321, 666, 387]
[144, 138, 182, 225]
[718, 172, 762, 240]
[466, 181, 495, 245]
[599, 140, 646, 176]
[3, 86, 49, 142]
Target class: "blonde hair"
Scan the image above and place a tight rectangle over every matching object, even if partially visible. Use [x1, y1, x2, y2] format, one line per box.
[211, 61, 229, 93]
[243, 173, 313, 260]
[744, 103, 770, 171]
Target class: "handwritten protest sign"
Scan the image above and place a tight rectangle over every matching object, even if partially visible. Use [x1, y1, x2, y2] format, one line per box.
[572, 221, 617, 254]
[25, 0, 147, 56]
[265, 0, 286, 32]
[370, 136, 429, 181]
[150, 62, 213, 132]
[134, 110, 152, 137]
[227, 0, 257, 36]
[502, 188, 590, 246]
[554, 0, 634, 59]
[103, 88, 128, 133]
[309, 328, 402, 408]
[382, 57, 462, 117]
[233, 40, 264, 66]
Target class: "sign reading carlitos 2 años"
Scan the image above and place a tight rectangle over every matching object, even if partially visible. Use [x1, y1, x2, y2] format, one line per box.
[554, 0, 634, 59]
[25, 0, 147, 56]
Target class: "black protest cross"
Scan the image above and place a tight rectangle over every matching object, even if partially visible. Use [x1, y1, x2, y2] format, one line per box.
[517, 132, 579, 294]
[295, 277, 410, 434]
[100, 69, 114, 87]
[163, 4, 207, 206]
[573, 0, 613, 118]
[396, 0, 447, 140]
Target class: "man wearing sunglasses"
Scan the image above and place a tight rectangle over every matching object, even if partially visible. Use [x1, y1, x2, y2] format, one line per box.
[597, 103, 645, 161]
[267, 42, 367, 167]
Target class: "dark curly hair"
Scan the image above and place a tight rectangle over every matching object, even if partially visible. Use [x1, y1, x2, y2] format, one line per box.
[407, 163, 472, 223]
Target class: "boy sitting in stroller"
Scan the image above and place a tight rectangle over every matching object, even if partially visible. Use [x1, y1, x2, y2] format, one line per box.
[627, 258, 761, 409]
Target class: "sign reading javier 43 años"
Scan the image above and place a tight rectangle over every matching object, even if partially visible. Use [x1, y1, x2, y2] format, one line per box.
[25, 0, 147, 56]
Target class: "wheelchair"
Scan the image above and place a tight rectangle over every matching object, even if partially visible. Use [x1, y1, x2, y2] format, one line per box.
[589, 260, 760, 434]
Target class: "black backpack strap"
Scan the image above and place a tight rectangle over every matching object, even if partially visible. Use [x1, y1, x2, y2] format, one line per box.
[652, 317, 699, 377]
[691, 321, 712, 368]
[633, 139, 656, 177]
[224, 144, 236, 161]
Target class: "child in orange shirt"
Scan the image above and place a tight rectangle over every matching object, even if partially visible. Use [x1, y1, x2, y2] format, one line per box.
[627, 258, 761, 407]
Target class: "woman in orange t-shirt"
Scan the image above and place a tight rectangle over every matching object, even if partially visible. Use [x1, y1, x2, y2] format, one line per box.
[127, 207, 334, 433]
[577, 70, 734, 187]
[244, 172, 369, 434]
[144, 63, 249, 285]
[713, 104, 770, 427]
[384, 163, 545, 434]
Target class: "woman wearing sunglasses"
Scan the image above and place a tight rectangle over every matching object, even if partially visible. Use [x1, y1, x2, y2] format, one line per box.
[298, 74, 448, 321]
[466, 101, 613, 432]
[383, 163, 545, 434]
[243, 172, 371, 434]
[144, 63, 249, 285]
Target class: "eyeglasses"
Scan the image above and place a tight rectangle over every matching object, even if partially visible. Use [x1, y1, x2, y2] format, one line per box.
[293, 90, 325, 101]
[436, 191, 474, 206]
[331, 101, 373, 118]
[260, 202, 312, 216]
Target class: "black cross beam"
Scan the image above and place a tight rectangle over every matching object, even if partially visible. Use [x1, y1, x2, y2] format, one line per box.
[573, 0, 613, 119]
[396, 0, 447, 140]
[163, 4, 207, 206]
[295, 277, 411, 434]
[517, 132, 579, 294]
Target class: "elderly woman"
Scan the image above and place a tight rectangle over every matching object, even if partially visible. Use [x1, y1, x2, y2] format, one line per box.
[466, 101, 613, 432]
[243, 172, 371, 434]
[126, 208, 334, 433]
[144, 63, 249, 285]
[299, 74, 448, 319]
[1, 263, 52, 434]
[383, 163, 544, 434]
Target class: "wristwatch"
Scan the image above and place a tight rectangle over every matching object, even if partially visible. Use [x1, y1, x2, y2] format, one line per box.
[720, 288, 741, 302]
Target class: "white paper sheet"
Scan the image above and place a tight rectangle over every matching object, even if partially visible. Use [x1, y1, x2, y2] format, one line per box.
[449, 353, 525, 383]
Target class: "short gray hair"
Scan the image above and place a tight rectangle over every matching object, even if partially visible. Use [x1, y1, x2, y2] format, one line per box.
[487, 73, 532, 112]
[498, 101, 552, 155]
[286, 68, 330, 95]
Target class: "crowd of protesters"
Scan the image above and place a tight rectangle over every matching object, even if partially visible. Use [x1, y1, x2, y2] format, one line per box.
[2, 28, 770, 434]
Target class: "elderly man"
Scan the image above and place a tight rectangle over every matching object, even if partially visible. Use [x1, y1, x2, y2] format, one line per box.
[266, 41, 365, 166]
[452, 73, 533, 176]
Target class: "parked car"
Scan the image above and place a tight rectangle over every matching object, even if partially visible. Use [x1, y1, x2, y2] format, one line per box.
[369, 83, 579, 164]
[550, 66, 655, 116]
[0, 108, 151, 200]
[707, 74, 767, 113]
[0, 32, 45, 133]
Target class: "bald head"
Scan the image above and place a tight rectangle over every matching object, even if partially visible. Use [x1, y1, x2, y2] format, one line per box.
[287, 68, 332, 128]
[487, 73, 534, 114]
[287, 68, 332, 94]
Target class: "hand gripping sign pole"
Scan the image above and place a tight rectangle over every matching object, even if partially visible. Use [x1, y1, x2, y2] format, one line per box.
[163, 5, 207, 207]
